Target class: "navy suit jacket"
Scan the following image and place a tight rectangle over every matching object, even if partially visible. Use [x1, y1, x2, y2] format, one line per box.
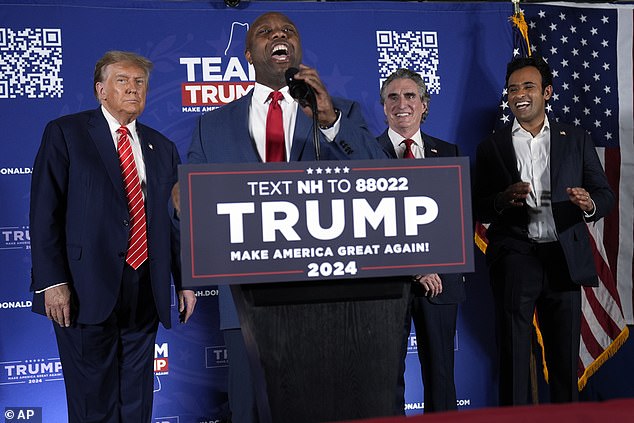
[30, 107, 182, 328]
[473, 121, 615, 286]
[188, 91, 389, 329]
[376, 129, 466, 305]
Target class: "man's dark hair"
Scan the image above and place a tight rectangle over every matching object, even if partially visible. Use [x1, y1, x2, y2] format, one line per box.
[505, 56, 553, 91]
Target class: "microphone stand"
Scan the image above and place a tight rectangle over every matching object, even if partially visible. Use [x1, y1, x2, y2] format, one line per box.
[309, 93, 320, 161]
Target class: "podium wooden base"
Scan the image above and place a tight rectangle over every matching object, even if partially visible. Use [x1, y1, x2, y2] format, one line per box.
[232, 277, 411, 423]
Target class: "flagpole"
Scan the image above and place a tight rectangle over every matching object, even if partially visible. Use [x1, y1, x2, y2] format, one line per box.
[512, 0, 520, 15]
[512, 0, 541, 405]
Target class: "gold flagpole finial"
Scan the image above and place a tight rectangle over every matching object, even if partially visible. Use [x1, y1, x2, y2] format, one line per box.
[512, 0, 521, 15]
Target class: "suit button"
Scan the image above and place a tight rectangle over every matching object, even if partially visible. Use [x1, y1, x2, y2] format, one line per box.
[123, 219, 130, 226]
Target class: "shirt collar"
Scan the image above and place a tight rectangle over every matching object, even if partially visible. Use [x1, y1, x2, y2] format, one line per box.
[252, 82, 292, 105]
[101, 105, 137, 137]
[387, 127, 423, 150]
[512, 114, 551, 137]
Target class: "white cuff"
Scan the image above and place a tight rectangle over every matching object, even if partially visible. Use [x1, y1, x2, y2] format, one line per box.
[583, 199, 597, 218]
[35, 282, 68, 294]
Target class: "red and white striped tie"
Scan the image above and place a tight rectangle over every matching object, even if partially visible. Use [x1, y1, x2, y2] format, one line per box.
[117, 126, 148, 269]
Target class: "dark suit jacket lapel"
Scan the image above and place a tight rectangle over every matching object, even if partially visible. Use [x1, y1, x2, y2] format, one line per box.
[87, 108, 126, 197]
[493, 125, 521, 183]
[376, 130, 397, 159]
[422, 132, 439, 158]
[289, 106, 312, 161]
[549, 122, 566, 192]
[236, 92, 264, 162]
[136, 123, 156, 219]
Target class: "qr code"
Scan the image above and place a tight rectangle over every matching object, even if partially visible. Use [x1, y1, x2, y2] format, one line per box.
[377, 30, 440, 94]
[0, 28, 63, 99]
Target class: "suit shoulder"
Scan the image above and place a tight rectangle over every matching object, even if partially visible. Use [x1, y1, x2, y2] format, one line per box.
[422, 132, 460, 156]
[331, 96, 356, 112]
[376, 129, 389, 142]
[48, 109, 97, 127]
[482, 123, 512, 144]
[422, 132, 454, 148]
[137, 123, 174, 146]
[551, 121, 586, 138]
[199, 95, 249, 123]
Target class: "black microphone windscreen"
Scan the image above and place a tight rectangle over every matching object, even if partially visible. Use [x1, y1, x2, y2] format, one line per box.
[285, 67, 314, 108]
[285, 67, 300, 85]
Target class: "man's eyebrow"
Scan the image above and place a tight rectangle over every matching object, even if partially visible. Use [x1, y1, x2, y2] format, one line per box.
[387, 91, 417, 96]
[509, 81, 537, 86]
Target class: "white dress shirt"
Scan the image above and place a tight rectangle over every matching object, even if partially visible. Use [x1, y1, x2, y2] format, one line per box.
[387, 128, 425, 159]
[248, 82, 341, 162]
[511, 116, 558, 242]
[102, 105, 147, 191]
[248, 84, 297, 162]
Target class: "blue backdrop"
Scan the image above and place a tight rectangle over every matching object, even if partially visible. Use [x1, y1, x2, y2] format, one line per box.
[3, 1, 627, 422]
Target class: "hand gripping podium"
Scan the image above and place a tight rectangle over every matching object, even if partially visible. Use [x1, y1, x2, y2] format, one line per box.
[231, 277, 412, 423]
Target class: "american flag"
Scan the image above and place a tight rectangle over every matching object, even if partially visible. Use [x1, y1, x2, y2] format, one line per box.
[492, 3, 632, 390]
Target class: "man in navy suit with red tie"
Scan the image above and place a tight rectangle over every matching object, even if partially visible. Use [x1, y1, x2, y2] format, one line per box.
[187, 12, 388, 423]
[30, 51, 196, 422]
[376, 68, 466, 413]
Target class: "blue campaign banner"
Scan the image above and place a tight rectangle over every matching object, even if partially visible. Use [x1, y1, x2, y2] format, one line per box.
[180, 158, 473, 286]
[0, 1, 517, 420]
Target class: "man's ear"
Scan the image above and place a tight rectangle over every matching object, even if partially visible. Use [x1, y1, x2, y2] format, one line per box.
[245, 49, 252, 65]
[543, 84, 553, 101]
[95, 82, 105, 100]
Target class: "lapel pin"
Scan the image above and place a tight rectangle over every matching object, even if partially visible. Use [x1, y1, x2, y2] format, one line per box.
[560, 131, 566, 136]
[431, 148, 438, 154]
[148, 143, 154, 150]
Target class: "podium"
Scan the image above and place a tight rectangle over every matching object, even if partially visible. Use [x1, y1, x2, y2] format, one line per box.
[179, 159, 474, 421]
[232, 277, 412, 423]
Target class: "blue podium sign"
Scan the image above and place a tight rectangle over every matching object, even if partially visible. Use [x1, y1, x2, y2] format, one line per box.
[179, 158, 473, 287]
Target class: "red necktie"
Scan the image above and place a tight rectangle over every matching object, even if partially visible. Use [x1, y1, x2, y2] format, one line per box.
[266, 91, 286, 162]
[402, 138, 416, 159]
[117, 126, 148, 269]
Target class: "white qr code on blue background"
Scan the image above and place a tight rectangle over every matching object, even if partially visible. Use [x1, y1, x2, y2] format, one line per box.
[0, 28, 63, 99]
[377, 30, 440, 94]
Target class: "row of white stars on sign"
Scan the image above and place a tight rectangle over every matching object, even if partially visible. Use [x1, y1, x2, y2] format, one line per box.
[305, 166, 351, 175]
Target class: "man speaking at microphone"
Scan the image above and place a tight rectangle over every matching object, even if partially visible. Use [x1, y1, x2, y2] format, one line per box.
[187, 11, 387, 423]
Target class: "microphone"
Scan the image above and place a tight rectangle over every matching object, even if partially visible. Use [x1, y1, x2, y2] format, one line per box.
[285, 67, 315, 108]
[285, 67, 320, 159]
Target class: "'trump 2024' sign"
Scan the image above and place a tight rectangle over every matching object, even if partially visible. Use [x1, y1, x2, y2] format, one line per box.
[179, 158, 473, 287]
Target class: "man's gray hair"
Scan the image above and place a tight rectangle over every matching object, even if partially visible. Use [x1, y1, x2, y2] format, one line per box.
[379, 68, 430, 122]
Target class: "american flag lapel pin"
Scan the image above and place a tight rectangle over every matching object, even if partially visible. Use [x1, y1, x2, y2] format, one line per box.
[560, 131, 566, 136]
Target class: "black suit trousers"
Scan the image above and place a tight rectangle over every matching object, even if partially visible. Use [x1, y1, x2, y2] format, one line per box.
[53, 263, 159, 423]
[491, 241, 581, 406]
[396, 285, 459, 413]
[411, 296, 459, 412]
